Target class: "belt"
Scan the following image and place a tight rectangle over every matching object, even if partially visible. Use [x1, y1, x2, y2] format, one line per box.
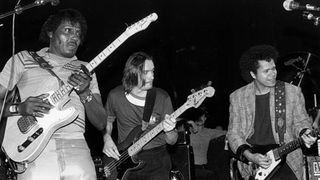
[195, 164, 207, 169]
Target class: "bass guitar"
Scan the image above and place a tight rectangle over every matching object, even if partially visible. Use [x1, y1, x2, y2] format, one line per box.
[103, 86, 215, 180]
[2, 13, 158, 164]
[252, 128, 319, 180]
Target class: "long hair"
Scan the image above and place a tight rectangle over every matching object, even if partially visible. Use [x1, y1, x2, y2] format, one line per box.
[39, 8, 87, 44]
[239, 45, 279, 83]
[122, 52, 153, 93]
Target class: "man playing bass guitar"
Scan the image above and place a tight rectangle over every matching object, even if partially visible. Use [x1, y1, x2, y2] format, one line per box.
[103, 52, 178, 180]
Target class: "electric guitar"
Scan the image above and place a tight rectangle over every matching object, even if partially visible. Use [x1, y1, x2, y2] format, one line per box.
[2, 13, 158, 164]
[252, 128, 319, 180]
[103, 86, 215, 180]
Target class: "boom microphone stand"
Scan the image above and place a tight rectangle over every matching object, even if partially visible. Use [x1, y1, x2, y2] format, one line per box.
[0, 0, 59, 20]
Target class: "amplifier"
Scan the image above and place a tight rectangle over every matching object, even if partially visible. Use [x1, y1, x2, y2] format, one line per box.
[307, 156, 320, 180]
[92, 156, 105, 180]
[168, 144, 194, 180]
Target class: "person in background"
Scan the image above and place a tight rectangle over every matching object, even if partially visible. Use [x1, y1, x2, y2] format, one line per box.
[187, 107, 226, 180]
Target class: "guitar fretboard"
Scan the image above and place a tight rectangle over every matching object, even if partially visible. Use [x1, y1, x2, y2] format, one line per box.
[277, 138, 303, 157]
[49, 83, 74, 105]
[86, 32, 130, 73]
[277, 127, 320, 157]
[49, 29, 132, 105]
[127, 103, 188, 156]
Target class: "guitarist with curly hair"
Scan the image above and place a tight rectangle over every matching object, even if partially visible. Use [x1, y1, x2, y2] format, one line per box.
[227, 45, 316, 180]
[0, 9, 107, 180]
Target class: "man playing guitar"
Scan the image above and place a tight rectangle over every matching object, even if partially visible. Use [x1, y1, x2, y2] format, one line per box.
[103, 52, 178, 180]
[227, 45, 316, 180]
[0, 9, 107, 180]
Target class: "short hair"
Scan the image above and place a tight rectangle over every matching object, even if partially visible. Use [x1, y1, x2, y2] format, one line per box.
[194, 107, 208, 122]
[122, 52, 153, 93]
[239, 45, 279, 83]
[39, 8, 87, 44]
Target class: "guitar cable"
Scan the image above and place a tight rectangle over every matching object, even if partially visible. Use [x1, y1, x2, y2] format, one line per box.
[0, 0, 28, 175]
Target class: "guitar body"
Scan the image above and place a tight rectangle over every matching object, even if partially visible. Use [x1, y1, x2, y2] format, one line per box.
[103, 154, 144, 180]
[103, 126, 144, 180]
[250, 144, 283, 180]
[254, 150, 282, 180]
[2, 91, 78, 163]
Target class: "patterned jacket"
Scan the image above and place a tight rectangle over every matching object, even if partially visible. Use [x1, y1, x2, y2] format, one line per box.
[227, 81, 312, 180]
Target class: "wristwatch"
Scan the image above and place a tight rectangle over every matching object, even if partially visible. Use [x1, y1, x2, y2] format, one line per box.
[80, 91, 93, 104]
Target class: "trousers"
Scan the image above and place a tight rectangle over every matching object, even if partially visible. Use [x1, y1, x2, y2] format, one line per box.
[17, 137, 96, 180]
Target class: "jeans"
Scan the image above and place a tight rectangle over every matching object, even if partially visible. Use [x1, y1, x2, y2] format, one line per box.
[17, 137, 96, 180]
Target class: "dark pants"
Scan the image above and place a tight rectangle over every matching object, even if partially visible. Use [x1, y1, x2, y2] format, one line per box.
[194, 164, 214, 180]
[122, 145, 172, 180]
[269, 162, 297, 180]
[0, 151, 7, 180]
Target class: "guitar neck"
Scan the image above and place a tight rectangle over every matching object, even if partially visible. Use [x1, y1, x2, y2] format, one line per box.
[127, 103, 188, 155]
[49, 31, 133, 105]
[277, 137, 303, 157]
[85, 32, 130, 73]
[277, 127, 320, 157]
[49, 83, 74, 105]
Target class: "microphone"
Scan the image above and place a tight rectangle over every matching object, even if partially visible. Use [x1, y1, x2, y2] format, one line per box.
[35, 0, 60, 6]
[283, 0, 320, 11]
[50, 0, 60, 6]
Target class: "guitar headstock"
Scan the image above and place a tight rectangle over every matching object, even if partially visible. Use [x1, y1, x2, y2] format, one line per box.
[125, 13, 158, 36]
[185, 86, 215, 109]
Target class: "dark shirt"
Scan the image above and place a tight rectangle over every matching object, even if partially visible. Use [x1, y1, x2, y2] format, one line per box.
[247, 93, 276, 146]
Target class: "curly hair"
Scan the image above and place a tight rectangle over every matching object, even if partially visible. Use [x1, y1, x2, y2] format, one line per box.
[122, 52, 153, 93]
[39, 9, 87, 44]
[239, 45, 279, 83]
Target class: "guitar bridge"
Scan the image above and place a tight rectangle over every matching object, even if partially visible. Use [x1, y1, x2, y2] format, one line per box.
[17, 116, 37, 134]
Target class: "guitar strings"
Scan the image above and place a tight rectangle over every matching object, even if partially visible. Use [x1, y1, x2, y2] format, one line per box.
[104, 151, 131, 172]
[104, 154, 130, 175]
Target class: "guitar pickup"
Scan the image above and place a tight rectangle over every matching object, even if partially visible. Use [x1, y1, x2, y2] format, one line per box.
[17, 128, 43, 153]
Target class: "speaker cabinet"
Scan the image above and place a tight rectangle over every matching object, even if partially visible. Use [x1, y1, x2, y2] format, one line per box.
[168, 144, 194, 180]
[306, 156, 320, 180]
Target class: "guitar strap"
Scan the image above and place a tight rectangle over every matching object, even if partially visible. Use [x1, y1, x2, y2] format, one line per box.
[141, 88, 156, 131]
[28, 51, 65, 87]
[274, 81, 286, 145]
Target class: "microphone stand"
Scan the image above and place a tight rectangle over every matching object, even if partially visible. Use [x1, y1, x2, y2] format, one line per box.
[290, 53, 311, 87]
[303, 11, 320, 26]
[0, 0, 54, 20]
[297, 52, 311, 87]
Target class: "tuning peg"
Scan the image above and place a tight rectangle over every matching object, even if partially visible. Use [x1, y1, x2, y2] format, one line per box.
[207, 81, 212, 86]
[190, 89, 196, 93]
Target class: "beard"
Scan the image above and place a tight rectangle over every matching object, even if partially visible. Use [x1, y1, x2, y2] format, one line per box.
[141, 80, 153, 90]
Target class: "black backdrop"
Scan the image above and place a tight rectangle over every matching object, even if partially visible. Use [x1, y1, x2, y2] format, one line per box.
[1, 0, 320, 155]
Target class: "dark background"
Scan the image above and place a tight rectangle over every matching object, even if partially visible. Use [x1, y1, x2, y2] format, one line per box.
[1, 0, 320, 155]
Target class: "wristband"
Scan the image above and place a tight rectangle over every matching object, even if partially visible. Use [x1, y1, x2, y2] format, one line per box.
[9, 103, 20, 115]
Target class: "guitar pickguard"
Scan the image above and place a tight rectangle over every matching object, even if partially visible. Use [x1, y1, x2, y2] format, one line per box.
[2, 103, 78, 163]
